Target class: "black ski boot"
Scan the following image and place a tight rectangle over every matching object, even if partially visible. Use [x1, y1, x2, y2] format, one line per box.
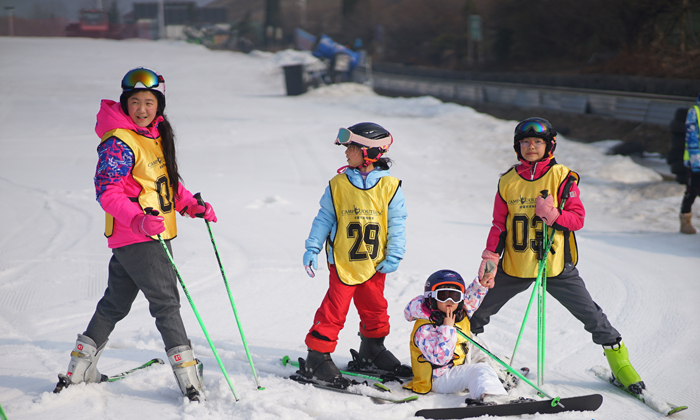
[348, 334, 412, 378]
[300, 350, 350, 389]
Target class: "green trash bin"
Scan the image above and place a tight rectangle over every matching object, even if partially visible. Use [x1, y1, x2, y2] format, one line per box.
[282, 64, 305, 96]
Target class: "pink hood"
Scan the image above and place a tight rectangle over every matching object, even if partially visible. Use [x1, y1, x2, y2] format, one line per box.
[95, 99, 163, 140]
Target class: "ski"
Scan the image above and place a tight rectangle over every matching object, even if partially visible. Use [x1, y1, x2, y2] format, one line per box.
[104, 358, 165, 382]
[281, 355, 386, 383]
[591, 366, 688, 416]
[288, 373, 418, 404]
[53, 358, 165, 393]
[415, 394, 603, 419]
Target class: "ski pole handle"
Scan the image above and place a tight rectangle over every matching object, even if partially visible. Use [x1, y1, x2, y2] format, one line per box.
[484, 260, 496, 274]
[193, 192, 205, 207]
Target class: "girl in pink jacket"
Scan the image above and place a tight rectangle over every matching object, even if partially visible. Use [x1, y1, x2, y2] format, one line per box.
[54, 68, 215, 403]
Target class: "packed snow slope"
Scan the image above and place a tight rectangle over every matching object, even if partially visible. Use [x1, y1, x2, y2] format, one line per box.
[1, 37, 698, 420]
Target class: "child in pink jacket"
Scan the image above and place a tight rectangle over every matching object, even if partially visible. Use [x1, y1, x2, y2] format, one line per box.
[403, 269, 507, 401]
[54, 68, 215, 402]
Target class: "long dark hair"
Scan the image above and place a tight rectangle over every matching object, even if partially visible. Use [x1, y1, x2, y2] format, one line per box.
[120, 89, 181, 196]
[374, 156, 393, 170]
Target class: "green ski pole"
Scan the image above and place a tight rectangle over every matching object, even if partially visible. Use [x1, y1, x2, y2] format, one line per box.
[0, 402, 8, 420]
[538, 224, 548, 386]
[147, 210, 239, 402]
[456, 330, 564, 409]
[193, 193, 264, 391]
[508, 176, 577, 373]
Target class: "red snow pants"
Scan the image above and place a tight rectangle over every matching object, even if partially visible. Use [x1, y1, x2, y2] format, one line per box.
[305, 265, 390, 353]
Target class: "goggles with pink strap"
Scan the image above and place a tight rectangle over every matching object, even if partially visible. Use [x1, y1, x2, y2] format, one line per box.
[334, 127, 393, 149]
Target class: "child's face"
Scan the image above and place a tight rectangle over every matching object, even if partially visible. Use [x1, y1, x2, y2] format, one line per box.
[127, 90, 159, 128]
[345, 144, 365, 168]
[519, 137, 546, 162]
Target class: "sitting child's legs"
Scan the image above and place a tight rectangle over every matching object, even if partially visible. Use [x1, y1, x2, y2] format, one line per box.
[431, 362, 507, 399]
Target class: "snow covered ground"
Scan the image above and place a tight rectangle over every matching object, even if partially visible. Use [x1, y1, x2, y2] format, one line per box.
[1, 37, 698, 420]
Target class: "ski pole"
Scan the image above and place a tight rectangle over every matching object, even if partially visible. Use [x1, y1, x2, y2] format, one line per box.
[148, 210, 239, 402]
[456, 330, 564, 409]
[509, 176, 577, 371]
[193, 193, 264, 391]
[538, 223, 548, 386]
[280, 356, 385, 383]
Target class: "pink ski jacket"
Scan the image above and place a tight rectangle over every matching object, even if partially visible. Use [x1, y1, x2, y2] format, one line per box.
[94, 99, 198, 249]
[485, 158, 585, 253]
[403, 278, 489, 378]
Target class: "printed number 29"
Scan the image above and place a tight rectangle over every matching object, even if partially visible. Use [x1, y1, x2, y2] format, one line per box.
[347, 222, 381, 261]
[511, 214, 542, 253]
[155, 176, 173, 213]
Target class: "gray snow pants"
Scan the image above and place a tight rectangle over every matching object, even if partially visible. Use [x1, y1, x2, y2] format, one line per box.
[470, 262, 621, 345]
[84, 240, 189, 351]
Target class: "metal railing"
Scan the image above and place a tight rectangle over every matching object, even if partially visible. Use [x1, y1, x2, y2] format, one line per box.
[363, 70, 695, 127]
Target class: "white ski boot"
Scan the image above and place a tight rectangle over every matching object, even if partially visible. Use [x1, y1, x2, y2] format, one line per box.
[167, 345, 204, 402]
[54, 334, 107, 393]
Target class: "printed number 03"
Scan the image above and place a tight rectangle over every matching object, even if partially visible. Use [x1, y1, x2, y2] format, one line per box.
[511, 213, 544, 253]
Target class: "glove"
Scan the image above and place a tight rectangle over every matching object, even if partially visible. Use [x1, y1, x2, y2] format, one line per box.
[535, 194, 560, 226]
[478, 249, 499, 288]
[303, 250, 318, 270]
[184, 201, 217, 222]
[130, 212, 165, 236]
[376, 255, 401, 274]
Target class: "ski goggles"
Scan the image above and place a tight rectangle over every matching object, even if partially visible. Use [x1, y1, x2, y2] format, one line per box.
[334, 127, 393, 148]
[514, 120, 551, 137]
[426, 288, 464, 304]
[121, 68, 165, 94]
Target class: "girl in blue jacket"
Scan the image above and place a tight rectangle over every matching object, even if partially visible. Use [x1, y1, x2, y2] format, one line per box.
[299, 122, 409, 388]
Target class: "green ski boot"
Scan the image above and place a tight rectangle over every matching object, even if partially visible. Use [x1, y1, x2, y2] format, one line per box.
[603, 341, 645, 394]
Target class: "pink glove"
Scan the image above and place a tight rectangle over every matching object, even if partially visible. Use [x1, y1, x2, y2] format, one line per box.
[182, 199, 217, 222]
[535, 194, 560, 226]
[478, 249, 499, 288]
[130, 212, 165, 236]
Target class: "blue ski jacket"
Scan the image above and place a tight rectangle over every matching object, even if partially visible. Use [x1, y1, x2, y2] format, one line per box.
[305, 167, 407, 265]
[685, 104, 700, 173]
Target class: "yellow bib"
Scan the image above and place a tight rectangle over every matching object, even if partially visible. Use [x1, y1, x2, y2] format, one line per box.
[102, 128, 177, 240]
[328, 174, 400, 285]
[498, 164, 578, 278]
[404, 317, 471, 394]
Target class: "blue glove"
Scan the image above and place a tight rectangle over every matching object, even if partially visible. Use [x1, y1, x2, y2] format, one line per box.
[303, 250, 318, 270]
[376, 255, 401, 274]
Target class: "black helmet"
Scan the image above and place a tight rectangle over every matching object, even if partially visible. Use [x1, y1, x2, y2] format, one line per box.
[349, 122, 391, 140]
[335, 122, 393, 167]
[513, 117, 557, 160]
[119, 67, 166, 116]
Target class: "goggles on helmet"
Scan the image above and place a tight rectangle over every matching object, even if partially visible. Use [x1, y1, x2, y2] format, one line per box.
[335, 127, 393, 149]
[425, 288, 464, 304]
[121, 68, 165, 94]
[514, 120, 551, 137]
